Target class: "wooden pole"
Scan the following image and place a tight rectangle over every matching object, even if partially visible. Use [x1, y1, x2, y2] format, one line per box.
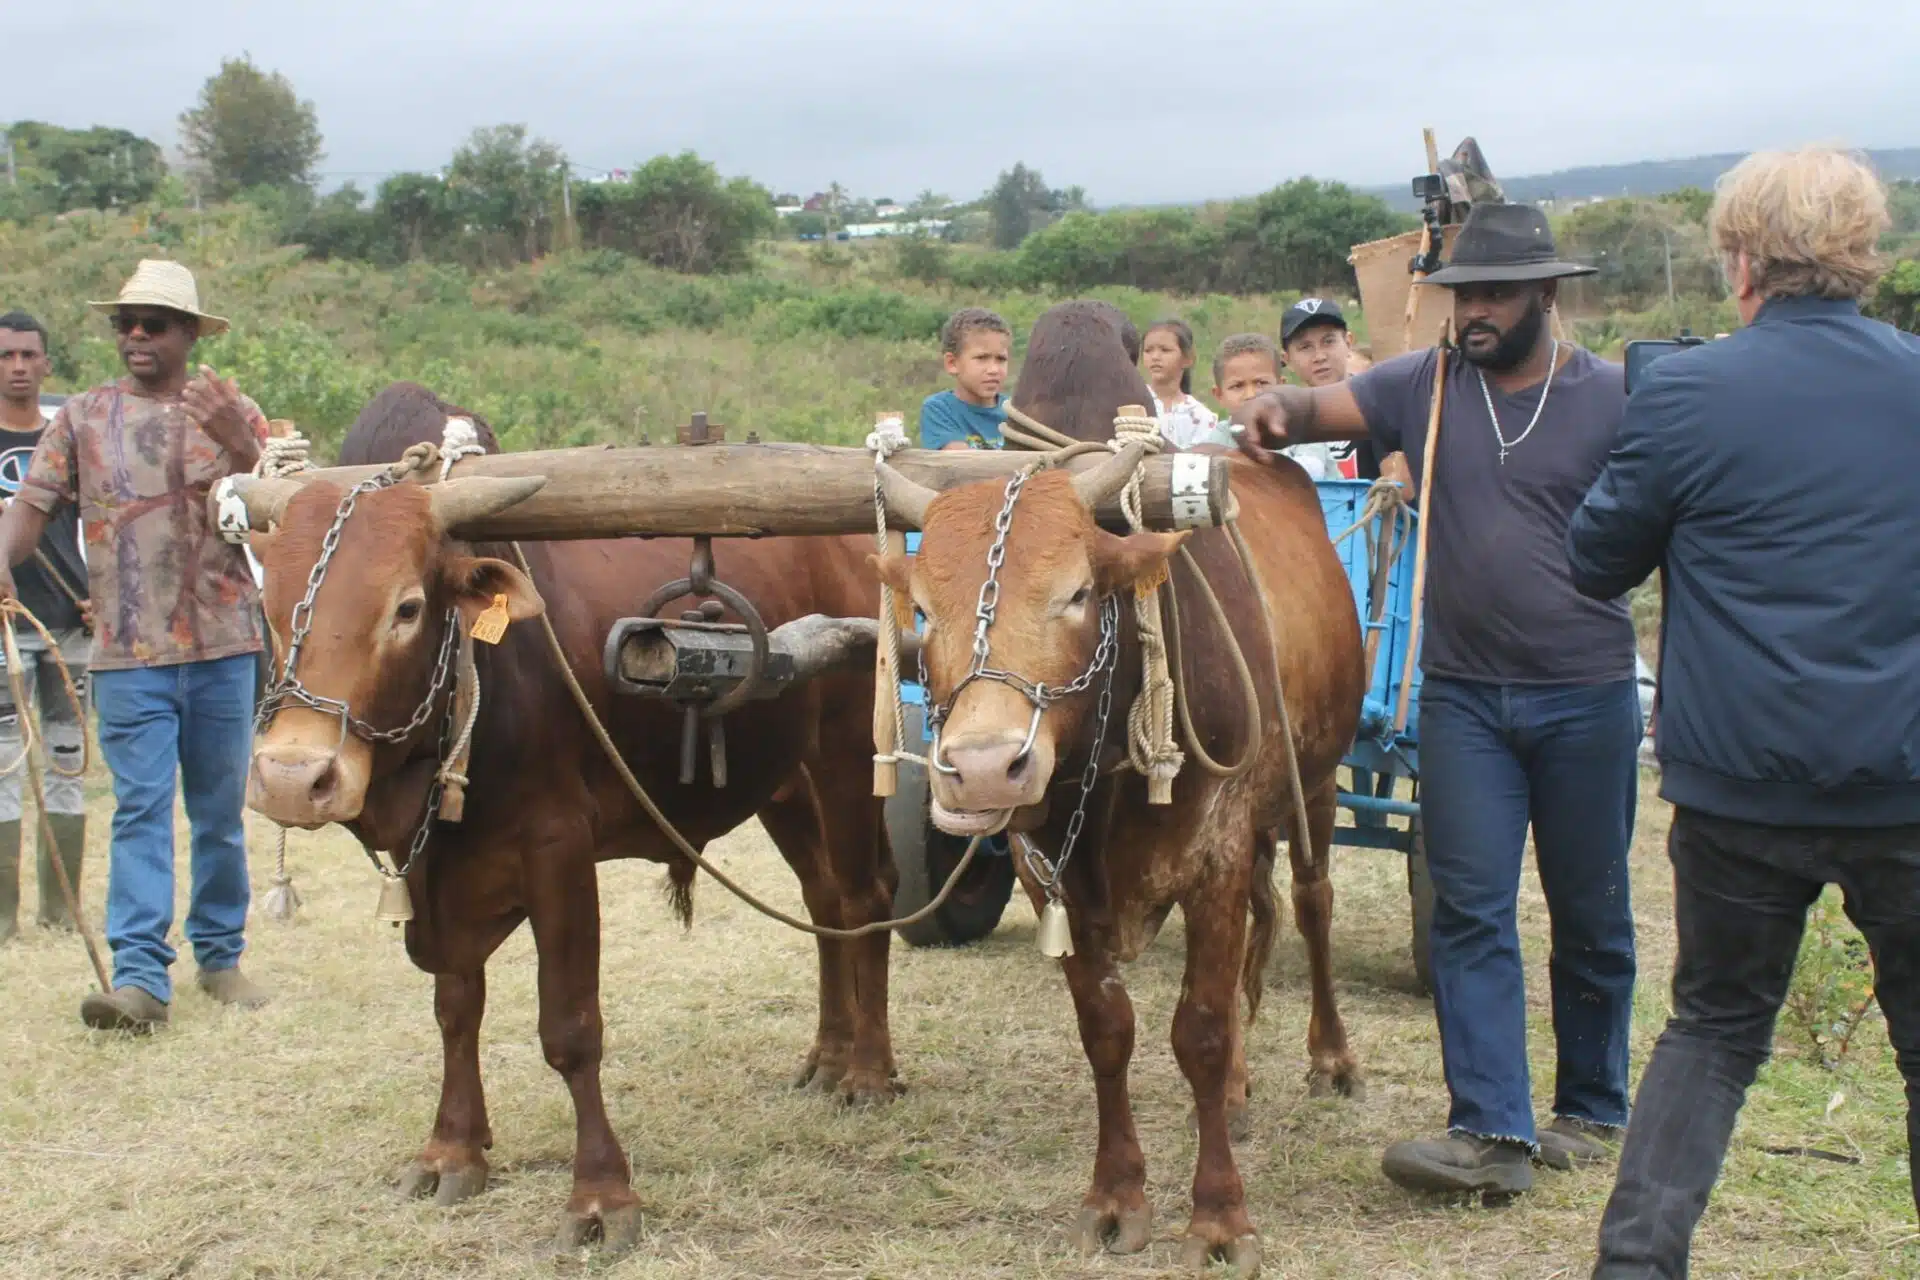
[219, 442, 1232, 541]
[1394, 319, 1450, 736]
[870, 413, 909, 797]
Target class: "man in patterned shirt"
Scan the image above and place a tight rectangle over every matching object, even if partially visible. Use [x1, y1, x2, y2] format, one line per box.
[0, 260, 271, 1032]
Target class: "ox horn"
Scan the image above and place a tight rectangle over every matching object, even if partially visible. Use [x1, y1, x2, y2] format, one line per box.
[224, 474, 308, 531]
[873, 459, 939, 529]
[428, 475, 549, 534]
[1071, 439, 1149, 510]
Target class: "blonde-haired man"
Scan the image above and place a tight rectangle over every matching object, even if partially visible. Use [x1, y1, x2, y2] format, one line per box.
[1570, 147, 1920, 1276]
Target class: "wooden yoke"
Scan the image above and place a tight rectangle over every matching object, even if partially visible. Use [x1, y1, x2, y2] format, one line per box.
[213, 439, 1232, 541]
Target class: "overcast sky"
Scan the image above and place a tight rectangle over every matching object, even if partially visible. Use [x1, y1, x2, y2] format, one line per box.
[18, 0, 1916, 206]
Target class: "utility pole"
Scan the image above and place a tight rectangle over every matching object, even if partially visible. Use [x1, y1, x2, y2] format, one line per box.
[560, 163, 574, 251]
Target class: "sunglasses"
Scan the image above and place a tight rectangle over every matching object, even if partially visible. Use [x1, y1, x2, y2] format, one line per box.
[110, 311, 180, 337]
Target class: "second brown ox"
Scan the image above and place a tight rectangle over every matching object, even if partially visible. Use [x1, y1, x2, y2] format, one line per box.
[870, 301, 1365, 1274]
[240, 384, 897, 1253]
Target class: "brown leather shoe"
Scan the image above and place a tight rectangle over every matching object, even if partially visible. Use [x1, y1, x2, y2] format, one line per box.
[195, 966, 271, 1009]
[1382, 1134, 1534, 1196]
[1535, 1116, 1621, 1171]
[79, 986, 170, 1033]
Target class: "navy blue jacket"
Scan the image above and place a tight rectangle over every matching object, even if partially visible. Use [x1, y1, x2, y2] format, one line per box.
[1567, 297, 1920, 828]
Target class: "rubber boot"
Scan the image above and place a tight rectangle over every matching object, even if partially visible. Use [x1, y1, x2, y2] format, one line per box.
[36, 813, 84, 930]
[0, 820, 19, 943]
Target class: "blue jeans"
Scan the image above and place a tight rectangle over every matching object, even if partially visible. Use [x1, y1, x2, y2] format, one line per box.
[93, 654, 257, 1003]
[1419, 676, 1641, 1146]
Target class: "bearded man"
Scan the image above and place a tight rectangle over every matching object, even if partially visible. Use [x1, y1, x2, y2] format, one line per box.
[1232, 202, 1641, 1198]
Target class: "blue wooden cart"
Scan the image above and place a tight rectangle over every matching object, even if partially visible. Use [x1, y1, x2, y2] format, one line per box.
[886, 487, 1433, 985]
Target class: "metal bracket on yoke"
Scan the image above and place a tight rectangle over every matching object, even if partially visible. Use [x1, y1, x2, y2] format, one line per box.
[600, 410, 768, 788]
[1169, 454, 1214, 530]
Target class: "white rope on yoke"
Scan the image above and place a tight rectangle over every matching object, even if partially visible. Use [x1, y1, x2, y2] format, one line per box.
[439, 417, 487, 480]
[866, 415, 927, 772]
[1107, 413, 1184, 804]
[252, 426, 313, 922]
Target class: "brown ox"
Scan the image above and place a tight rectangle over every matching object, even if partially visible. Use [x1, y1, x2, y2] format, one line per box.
[870, 302, 1364, 1273]
[244, 383, 897, 1251]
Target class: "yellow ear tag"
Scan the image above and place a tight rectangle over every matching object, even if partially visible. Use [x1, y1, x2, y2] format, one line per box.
[470, 594, 511, 645]
[1135, 561, 1170, 600]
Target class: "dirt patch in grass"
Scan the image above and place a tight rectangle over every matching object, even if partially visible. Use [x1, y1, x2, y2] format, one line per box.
[0, 773, 1909, 1278]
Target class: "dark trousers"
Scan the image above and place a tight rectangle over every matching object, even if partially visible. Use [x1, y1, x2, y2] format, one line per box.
[1419, 676, 1641, 1144]
[1593, 808, 1920, 1278]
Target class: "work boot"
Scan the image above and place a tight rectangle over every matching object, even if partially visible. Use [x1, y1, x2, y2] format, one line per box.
[36, 813, 85, 930]
[1534, 1116, 1621, 1171]
[195, 966, 272, 1009]
[80, 986, 170, 1033]
[0, 819, 18, 943]
[1382, 1133, 1534, 1197]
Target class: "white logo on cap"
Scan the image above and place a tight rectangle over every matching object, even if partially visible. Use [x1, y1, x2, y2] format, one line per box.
[1296, 298, 1326, 314]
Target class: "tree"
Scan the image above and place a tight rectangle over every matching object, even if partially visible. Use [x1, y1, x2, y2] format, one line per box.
[444, 125, 567, 264]
[988, 163, 1061, 249]
[0, 121, 165, 218]
[1866, 256, 1920, 332]
[1217, 178, 1411, 292]
[178, 55, 323, 198]
[908, 189, 950, 217]
[574, 151, 777, 273]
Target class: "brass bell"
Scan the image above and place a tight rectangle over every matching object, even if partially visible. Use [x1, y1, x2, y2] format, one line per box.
[375, 874, 414, 925]
[1036, 897, 1074, 959]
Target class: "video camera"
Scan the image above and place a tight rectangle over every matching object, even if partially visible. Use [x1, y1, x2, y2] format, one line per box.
[1623, 331, 1711, 394]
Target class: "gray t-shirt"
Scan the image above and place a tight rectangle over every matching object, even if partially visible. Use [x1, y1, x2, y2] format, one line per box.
[1348, 344, 1635, 684]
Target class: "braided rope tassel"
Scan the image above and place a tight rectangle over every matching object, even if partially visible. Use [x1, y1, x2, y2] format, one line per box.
[1110, 412, 1183, 803]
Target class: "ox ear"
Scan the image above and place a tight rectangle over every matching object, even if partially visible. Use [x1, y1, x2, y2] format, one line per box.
[1089, 528, 1191, 596]
[442, 555, 546, 632]
[866, 551, 913, 596]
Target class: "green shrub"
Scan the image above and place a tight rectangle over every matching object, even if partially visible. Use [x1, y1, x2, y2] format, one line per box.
[1782, 888, 1879, 1070]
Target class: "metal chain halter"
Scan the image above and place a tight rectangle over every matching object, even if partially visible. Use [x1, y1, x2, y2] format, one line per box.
[924, 467, 1119, 775]
[254, 468, 461, 881]
[919, 466, 1122, 902]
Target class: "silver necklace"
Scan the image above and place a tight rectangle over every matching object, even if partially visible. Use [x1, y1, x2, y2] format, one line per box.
[1477, 339, 1560, 464]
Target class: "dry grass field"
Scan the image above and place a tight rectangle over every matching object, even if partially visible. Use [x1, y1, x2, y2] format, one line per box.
[1, 767, 1911, 1279]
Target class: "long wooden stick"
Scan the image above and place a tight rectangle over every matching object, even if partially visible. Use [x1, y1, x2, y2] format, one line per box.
[1394, 320, 1450, 735]
[2, 610, 110, 992]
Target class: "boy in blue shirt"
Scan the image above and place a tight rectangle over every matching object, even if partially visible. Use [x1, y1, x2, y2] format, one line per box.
[919, 308, 1011, 450]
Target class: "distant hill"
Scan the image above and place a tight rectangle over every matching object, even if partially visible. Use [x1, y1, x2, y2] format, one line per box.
[1363, 147, 1920, 211]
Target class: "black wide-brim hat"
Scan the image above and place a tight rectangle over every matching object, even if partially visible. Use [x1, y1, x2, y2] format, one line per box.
[1422, 201, 1597, 286]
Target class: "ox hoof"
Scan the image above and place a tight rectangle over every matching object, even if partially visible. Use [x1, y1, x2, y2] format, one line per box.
[554, 1201, 646, 1256]
[1069, 1202, 1152, 1255]
[397, 1159, 488, 1206]
[1307, 1064, 1365, 1100]
[837, 1069, 906, 1109]
[1185, 1105, 1255, 1143]
[1179, 1232, 1261, 1276]
[791, 1051, 848, 1094]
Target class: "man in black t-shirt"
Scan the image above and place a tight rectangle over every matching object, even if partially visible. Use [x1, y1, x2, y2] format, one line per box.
[0, 310, 90, 941]
[1234, 205, 1640, 1198]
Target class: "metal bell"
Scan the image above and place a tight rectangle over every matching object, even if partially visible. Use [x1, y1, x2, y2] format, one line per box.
[375, 874, 414, 925]
[1037, 897, 1074, 959]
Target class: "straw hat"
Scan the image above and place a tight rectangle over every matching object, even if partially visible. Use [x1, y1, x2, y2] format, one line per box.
[88, 259, 230, 336]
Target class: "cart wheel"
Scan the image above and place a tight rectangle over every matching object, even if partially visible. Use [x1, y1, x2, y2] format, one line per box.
[884, 704, 1016, 948]
[1408, 820, 1435, 998]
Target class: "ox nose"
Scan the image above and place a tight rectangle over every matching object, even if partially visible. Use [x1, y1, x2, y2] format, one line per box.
[249, 746, 344, 828]
[940, 731, 1043, 811]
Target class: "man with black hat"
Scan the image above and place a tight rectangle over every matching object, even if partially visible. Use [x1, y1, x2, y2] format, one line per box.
[1232, 202, 1640, 1198]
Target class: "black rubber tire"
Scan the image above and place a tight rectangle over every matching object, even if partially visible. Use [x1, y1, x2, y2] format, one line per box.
[1408, 820, 1435, 998]
[884, 704, 1016, 948]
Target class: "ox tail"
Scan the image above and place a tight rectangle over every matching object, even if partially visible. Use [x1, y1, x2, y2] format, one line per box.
[1243, 828, 1280, 1025]
[662, 854, 697, 930]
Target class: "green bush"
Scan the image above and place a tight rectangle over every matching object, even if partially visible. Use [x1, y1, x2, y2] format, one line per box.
[1782, 888, 1879, 1070]
[761, 286, 949, 342]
